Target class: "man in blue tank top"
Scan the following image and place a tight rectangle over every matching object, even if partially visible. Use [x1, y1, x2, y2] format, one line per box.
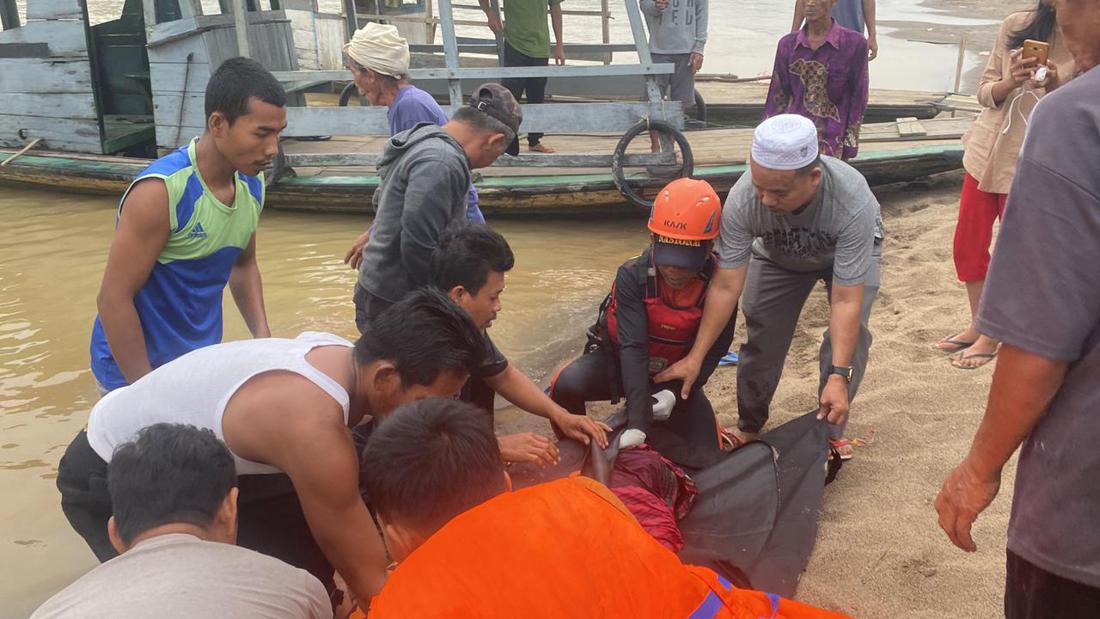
[89, 58, 287, 392]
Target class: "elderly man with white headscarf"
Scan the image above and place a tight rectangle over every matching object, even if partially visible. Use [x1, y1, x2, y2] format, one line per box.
[341, 23, 485, 247]
[654, 114, 884, 460]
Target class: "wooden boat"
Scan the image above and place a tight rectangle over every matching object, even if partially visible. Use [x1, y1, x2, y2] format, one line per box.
[0, 0, 967, 215]
[0, 115, 968, 215]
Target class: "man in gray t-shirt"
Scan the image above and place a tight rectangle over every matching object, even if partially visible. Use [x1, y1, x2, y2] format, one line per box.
[936, 10, 1100, 613]
[656, 114, 882, 453]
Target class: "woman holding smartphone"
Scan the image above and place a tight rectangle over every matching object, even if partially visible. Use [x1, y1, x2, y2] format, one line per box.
[934, 1, 1074, 369]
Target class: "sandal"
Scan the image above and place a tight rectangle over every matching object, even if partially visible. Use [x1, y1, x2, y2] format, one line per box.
[951, 349, 998, 370]
[829, 438, 855, 461]
[933, 336, 976, 353]
[718, 427, 753, 451]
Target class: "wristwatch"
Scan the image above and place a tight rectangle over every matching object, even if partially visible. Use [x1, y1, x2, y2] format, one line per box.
[828, 365, 854, 384]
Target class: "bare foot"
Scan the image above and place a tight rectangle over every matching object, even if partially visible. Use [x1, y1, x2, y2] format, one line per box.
[933, 329, 978, 353]
[951, 337, 1000, 370]
[529, 142, 556, 153]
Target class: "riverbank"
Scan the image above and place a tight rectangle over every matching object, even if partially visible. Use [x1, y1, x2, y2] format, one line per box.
[880, 0, 1034, 93]
[756, 171, 1010, 618]
[501, 170, 1009, 618]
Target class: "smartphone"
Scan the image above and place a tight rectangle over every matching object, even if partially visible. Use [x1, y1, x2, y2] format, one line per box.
[1021, 39, 1050, 67]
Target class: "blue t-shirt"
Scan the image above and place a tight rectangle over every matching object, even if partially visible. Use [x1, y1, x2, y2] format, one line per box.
[389, 86, 484, 223]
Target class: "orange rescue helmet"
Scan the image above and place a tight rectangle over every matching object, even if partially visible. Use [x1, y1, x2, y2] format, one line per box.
[647, 178, 722, 241]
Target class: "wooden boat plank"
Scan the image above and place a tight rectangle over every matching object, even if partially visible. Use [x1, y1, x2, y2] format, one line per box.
[896, 117, 928, 138]
[280, 115, 969, 170]
[0, 114, 103, 152]
[0, 57, 95, 94]
[0, 20, 90, 56]
[694, 81, 945, 105]
[282, 101, 683, 138]
[0, 93, 99, 120]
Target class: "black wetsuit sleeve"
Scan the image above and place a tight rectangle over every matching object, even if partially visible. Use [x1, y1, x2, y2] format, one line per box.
[696, 306, 737, 390]
[612, 261, 654, 432]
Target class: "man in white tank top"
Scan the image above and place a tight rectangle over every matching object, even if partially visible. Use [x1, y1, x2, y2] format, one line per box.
[56, 289, 486, 605]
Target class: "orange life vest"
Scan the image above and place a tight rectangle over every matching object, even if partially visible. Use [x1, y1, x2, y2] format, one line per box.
[365, 477, 849, 619]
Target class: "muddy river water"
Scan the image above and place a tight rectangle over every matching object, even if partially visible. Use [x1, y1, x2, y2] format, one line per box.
[0, 185, 651, 615]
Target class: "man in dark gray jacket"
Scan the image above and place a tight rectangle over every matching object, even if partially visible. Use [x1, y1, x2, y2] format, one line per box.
[348, 83, 521, 332]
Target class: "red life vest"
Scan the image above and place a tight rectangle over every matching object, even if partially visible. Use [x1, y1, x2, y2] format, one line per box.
[602, 254, 715, 375]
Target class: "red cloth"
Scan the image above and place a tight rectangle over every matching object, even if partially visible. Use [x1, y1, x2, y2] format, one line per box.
[609, 445, 698, 552]
[954, 172, 1008, 282]
[610, 485, 684, 552]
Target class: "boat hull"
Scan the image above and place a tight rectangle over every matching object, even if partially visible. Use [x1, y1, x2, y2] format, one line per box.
[0, 145, 963, 216]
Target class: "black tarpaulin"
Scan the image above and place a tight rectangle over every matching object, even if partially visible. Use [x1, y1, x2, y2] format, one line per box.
[508, 410, 832, 598]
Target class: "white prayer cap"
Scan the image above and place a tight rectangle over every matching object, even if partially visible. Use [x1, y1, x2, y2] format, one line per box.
[751, 114, 820, 170]
[344, 22, 410, 78]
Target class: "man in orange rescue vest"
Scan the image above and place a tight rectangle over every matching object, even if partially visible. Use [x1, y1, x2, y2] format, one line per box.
[549, 178, 736, 454]
[358, 397, 849, 618]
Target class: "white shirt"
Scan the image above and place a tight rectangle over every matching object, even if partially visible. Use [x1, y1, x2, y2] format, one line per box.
[87, 332, 352, 475]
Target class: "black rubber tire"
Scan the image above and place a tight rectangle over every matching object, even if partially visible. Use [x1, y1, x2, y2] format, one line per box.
[338, 82, 361, 107]
[693, 87, 707, 123]
[611, 119, 695, 210]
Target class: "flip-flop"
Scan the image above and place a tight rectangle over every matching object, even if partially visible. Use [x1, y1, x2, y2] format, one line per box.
[718, 427, 749, 451]
[933, 337, 976, 353]
[829, 438, 855, 461]
[951, 350, 998, 370]
[718, 351, 739, 366]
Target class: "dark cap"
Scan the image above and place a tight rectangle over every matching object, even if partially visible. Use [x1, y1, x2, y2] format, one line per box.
[467, 83, 522, 154]
[652, 235, 709, 271]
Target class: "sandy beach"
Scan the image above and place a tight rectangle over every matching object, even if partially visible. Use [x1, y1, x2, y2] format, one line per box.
[728, 171, 1011, 618]
[491, 169, 1011, 618]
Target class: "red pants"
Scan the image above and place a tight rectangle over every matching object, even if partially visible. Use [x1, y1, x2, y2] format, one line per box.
[953, 172, 1008, 282]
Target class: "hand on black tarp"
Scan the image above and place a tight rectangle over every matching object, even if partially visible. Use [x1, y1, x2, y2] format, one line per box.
[816, 376, 850, 426]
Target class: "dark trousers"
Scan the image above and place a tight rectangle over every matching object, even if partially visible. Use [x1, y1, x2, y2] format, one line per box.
[548, 346, 718, 448]
[1006, 550, 1100, 618]
[57, 430, 336, 593]
[501, 40, 548, 148]
[353, 283, 394, 335]
[57, 431, 115, 561]
[737, 245, 881, 438]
